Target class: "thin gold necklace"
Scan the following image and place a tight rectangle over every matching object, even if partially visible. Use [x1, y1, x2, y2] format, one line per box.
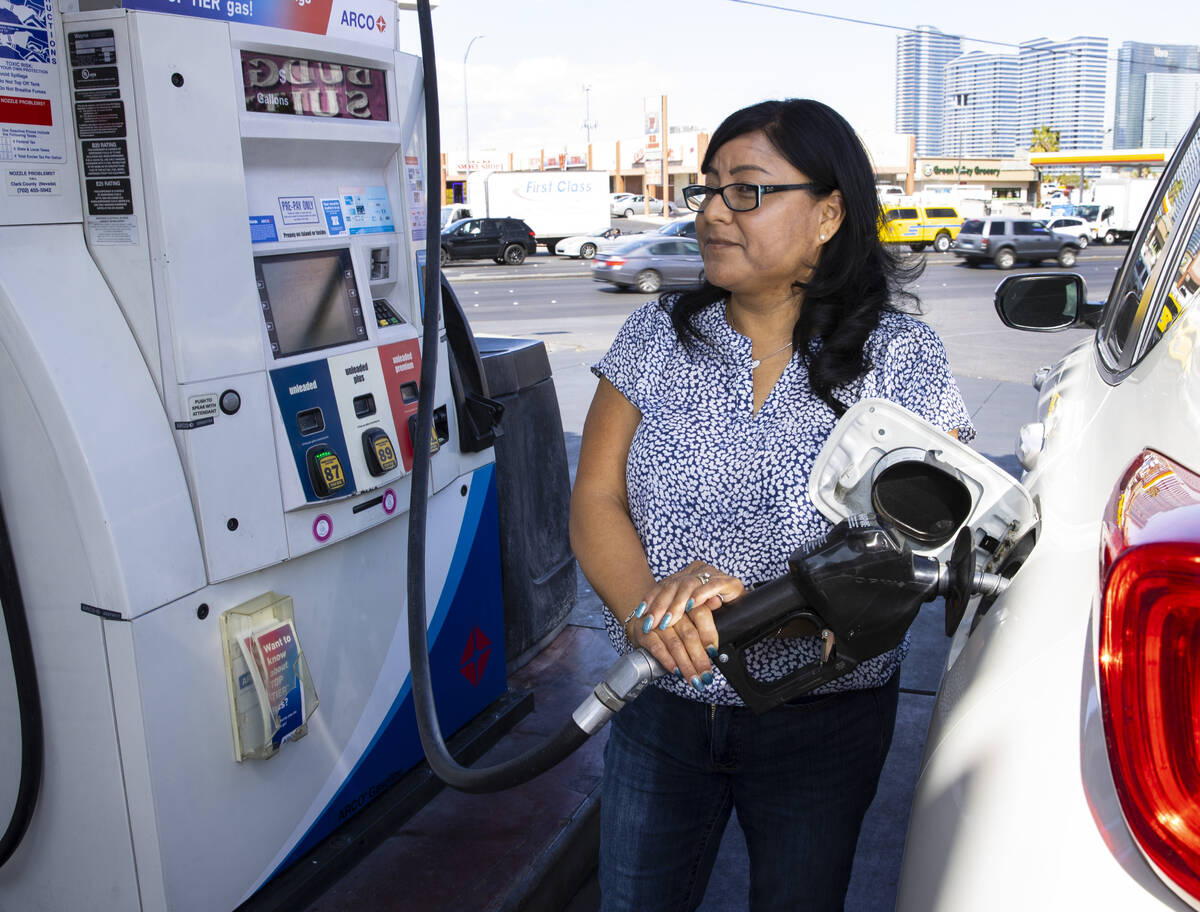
[750, 341, 794, 369]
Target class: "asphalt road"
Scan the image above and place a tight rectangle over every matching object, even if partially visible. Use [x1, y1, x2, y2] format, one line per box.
[449, 242, 1125, 390]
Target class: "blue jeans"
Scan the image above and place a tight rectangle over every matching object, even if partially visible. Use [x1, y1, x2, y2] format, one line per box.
[599, 673, 900, 912]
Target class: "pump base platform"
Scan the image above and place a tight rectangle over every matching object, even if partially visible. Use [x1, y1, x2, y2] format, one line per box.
[240, 622, 614, 912]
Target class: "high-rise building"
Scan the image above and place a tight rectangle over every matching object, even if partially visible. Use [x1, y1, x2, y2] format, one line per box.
[1114, 42, 1200, 148]
[943, 51, 1019, 158]
[895, 25, 962, 156]
[1143, 73, 1200, 148]
[1017, 36, 1108, 153]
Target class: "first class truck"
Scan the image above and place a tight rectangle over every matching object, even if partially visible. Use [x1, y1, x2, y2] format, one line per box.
[442, 170, 611, 253]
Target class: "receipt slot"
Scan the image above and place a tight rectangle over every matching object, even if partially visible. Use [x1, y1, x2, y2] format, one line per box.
[0, 1, 511, 909]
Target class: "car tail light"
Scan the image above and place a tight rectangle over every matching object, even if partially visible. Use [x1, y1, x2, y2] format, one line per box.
[980, 238, 990, 251]
[603, 257, 625, 267]
[1099, 449, 1200, 904]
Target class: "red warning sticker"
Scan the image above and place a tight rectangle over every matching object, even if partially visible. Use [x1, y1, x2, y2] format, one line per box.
[0, 94, 52, 127]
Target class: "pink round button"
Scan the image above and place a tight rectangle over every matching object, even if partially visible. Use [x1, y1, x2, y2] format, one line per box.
[313, 514, 333, 542]
[383, 489, 397, 514]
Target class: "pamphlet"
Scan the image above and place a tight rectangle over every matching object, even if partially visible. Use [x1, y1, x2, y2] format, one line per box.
[238, 618, 305, 748]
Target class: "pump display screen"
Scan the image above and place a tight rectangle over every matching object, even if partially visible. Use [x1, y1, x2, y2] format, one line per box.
[256, 249, 368, 358]
[241, 52, 389, 122]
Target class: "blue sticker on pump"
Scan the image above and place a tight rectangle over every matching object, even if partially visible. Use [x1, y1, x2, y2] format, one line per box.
[249, 215, 279, 244]
[322, 199, 345, 236]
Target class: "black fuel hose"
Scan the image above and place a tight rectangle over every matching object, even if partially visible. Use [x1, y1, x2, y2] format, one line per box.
[0, 488, 42, 867]
[405, 0, 590, 793]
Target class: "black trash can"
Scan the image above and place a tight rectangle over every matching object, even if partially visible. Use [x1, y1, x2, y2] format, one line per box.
[476, 337, 577, 671]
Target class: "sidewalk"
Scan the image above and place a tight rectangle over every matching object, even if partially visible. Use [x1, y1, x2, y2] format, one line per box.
[302, 353, 1036, 911]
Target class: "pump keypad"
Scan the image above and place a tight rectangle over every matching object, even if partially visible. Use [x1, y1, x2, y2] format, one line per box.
[373, 299, 405, 327]
[307, 446, 347, 497]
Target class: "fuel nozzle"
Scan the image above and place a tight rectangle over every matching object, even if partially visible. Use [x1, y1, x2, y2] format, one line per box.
[787, 513, 943, 663]
[712, 514, 1008, 713]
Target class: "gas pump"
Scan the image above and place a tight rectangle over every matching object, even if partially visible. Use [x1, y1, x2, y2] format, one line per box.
[0, 0, 513, 908]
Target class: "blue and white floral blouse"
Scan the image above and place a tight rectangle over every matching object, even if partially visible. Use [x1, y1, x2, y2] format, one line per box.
[592, 293, 975, 705]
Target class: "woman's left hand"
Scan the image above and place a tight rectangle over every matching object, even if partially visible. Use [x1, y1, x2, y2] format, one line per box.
[622, 561, 744, 688]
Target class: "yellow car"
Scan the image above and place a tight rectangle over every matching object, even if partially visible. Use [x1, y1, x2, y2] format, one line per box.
[879, 205, 962, 252]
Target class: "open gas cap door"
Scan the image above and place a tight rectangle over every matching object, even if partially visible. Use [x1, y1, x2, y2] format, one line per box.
[809, 399, 1038, 573]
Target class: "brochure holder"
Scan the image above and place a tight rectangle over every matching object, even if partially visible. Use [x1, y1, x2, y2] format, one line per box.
[219, 592, 319, 761]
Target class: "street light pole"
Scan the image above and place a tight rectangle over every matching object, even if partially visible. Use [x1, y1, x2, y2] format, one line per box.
[463, 34, 485, 184]
[582, 84, 596, 143]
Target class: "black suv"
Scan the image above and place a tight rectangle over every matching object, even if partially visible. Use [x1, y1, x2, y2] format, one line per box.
[440, 217, 537, 266]
[950, 217, 1079, 269]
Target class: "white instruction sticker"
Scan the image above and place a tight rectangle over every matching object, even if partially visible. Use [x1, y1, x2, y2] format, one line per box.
[5, 165, 57, 194]
[188, 393, 218, 420]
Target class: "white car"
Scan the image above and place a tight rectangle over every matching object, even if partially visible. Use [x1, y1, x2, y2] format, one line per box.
[613, 195, 665, 218]
[553, 227, 626, 259]
[609, 193, 635, 215]
[1046, 214, 1093, 248]
[896, 112, 1200, 910]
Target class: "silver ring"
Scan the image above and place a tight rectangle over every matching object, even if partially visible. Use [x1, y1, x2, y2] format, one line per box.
[715, 592, 725, 606]
[696, 572, 711, 585]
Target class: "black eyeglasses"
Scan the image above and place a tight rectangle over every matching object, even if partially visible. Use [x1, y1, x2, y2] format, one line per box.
[682, 182, 821, 213]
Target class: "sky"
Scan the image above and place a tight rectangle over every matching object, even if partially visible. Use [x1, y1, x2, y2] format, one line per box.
[394, 0, 1191, 160]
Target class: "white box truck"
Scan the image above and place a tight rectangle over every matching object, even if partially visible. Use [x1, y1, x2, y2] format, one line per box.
[442, 171, 611, 253]
[1081, 176, 1160, 244]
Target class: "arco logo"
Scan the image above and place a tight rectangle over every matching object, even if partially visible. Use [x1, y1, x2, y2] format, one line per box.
[459, 626, 491, 686]
[339, 9, 386, 31]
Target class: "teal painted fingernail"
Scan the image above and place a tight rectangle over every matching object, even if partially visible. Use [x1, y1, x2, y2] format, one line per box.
[701, 671, 713, 686]
[691, 676, 704, 692]
[634, 602, 647, 618]
[674, 667, 683, 678]
[685, 598, 694, 612]
[706, 645, 718, 659]
[659, 613, 672, 630]
[642, 616, 655, 635]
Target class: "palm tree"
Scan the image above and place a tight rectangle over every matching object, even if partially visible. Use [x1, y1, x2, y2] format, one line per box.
[1030, 126, 1061, 152]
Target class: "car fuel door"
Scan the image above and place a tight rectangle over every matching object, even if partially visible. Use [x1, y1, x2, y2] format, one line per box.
[809, 399, 1039, 634]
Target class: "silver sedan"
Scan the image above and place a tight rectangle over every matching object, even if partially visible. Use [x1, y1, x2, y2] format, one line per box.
[590, 236, 704, 293]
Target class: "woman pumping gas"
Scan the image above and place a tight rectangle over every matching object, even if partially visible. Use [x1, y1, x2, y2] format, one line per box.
[569, 98, 974, 911]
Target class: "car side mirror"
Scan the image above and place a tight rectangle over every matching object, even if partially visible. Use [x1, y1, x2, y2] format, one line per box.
[994, 273, 1100, 332]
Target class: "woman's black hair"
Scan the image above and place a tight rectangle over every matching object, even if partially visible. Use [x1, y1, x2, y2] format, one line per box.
[668, 98, 922, 415]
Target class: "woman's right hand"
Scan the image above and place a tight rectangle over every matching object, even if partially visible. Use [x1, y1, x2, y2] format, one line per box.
[621, 561, 744, 693]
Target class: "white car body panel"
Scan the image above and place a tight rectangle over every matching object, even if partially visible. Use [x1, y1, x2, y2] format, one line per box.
[896, 265, 1200, 909]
